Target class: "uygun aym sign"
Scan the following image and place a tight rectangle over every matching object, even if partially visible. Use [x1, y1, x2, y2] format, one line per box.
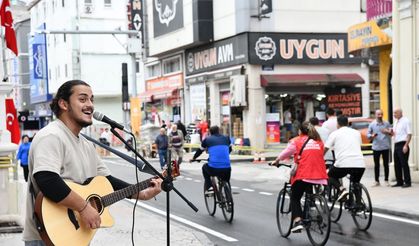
[325, 87, 362, 117]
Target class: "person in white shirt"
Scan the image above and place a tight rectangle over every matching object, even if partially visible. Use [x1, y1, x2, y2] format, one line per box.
[309, 117, 332, 161]
[322, 108, 338, 133]
[385, 108, 412, 188]
[324, 115, 365, 204]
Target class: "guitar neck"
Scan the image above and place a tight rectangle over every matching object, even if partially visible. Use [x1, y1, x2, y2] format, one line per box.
[102, 178, 152, 207]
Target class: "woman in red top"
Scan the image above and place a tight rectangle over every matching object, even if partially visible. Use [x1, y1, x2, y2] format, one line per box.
[271, 121, 328, 233]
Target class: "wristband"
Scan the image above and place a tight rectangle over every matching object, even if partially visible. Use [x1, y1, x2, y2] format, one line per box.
[78, 201, 89, 213]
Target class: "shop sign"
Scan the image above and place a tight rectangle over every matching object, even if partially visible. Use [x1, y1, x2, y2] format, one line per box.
[325, 87, 362, 117]
[129, 0, 144, 44]
[153, 0, 184, 37]
[266, 113, 280, 143]
[347, 19, 392, 52]
[367, 0, 392, 21]
[249, 33, 360, 65]
[186, 69, 241, 85]
[185, 33, 248, 76]
[146, 73, 183, 91]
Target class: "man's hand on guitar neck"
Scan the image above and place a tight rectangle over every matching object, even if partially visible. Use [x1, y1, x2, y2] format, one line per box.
[132, 178, 163, 200]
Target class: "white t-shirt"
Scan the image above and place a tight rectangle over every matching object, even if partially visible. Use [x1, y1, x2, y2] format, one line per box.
[315, 126, 333, 161]
[284, 110, 292, 124]
[322, 116, 337, 133]
[393, 117, 412, 143]
[23, 119, 111, 241]
[325, 126, 365, 168]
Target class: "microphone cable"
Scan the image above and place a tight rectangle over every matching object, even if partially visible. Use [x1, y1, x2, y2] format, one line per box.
[128, 132, 139, 246]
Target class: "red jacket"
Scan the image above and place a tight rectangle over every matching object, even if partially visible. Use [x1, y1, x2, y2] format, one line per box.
[290, 135, 328, 185]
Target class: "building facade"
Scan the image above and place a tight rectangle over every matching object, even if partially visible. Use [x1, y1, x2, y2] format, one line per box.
[140, 0, 369, 150]
[393, 0, 419, 181]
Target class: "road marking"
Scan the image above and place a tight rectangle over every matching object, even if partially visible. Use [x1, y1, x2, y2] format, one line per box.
[259, 192, 273, 196]
[242, 188, 254, 192]
[193, 180, 202, 183]
[374, 212, 419, 226]
[185, 177, 193, 181]
[231, 186, 240, 189]
[126, 200, 239, 242]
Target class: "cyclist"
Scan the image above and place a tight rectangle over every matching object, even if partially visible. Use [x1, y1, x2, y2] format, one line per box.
[190, 125, 232, 194]
[271, 121, 328, 233]
[324, 115, 366, 205]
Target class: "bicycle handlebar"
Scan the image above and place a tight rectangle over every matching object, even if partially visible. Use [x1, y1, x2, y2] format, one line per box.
[268, 162, 292, 168]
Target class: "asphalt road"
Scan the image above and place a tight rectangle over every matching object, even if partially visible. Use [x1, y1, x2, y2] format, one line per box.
[105, 158, 419, 246]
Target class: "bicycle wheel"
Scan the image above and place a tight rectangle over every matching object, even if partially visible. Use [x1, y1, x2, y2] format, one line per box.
[220, 182, 234, 223]
[276, 189, 292, 237]
[324, 185, 342, 222]
[351, 183, 373, 231]
[204, 184, 216, 216]
[306, 194, 331, 246]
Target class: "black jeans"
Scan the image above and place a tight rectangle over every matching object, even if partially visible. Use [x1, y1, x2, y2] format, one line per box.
[22, 165, 29, 182]
[394, 142, 411, 185]
[202, 163, 231, 190]
[328, 167, 365, 205]
[373, 149, 389, 182]
[291, 180, 312, 220]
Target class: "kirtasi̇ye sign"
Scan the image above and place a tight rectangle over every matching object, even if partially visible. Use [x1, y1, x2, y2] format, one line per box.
[347, 20, 392, 52]
[325, 87, 363, 117]
[249, 33, 360, 65]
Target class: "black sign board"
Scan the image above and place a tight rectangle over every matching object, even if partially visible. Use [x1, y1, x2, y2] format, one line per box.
[185, 33, 248, 76]
[130, 0, 144, 44]
[325, 87, 363, 117]
[260, 0, 272, 15]
[153, 0, 184, 37]
[249, 33, 361, 65]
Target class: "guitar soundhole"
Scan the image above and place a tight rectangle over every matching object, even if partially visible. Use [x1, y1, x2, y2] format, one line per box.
[88, 195, 104, 214]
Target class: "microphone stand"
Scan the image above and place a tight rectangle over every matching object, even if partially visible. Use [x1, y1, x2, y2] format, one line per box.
[109, 128, 198, 246]
[166, 150, 172, 246]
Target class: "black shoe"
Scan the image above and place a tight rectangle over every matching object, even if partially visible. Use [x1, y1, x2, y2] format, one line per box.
[402, 184, 411, 188]
[291, 220, 304, 233]
[391, 183, 403, 187]
[337, 189, 349, 202]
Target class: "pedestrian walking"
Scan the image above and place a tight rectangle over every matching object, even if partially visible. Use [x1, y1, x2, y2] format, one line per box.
[387, 108, 412, 188]
[169, 124, 184, 176]
[17, 135, 31, 182]
[155, 127, 169, 170]
[367, 109, 392, 187]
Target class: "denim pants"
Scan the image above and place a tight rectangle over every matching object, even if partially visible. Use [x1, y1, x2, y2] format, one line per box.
[158, 149, 168, 169]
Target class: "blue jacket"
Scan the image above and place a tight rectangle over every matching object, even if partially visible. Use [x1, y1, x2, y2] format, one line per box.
[17, 142, 31, 166]
[202, 134, 231, 169]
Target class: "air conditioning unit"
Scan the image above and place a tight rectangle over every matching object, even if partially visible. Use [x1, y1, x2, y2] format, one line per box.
[84, 5, 93, 14]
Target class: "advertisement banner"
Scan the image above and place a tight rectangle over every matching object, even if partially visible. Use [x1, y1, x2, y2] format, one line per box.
[325, 87, 363, 117]
[153, 0, 184, 37]
[29, 23, 51, 104]
[189, 83, 206, 121]
[266, 113, 280, 143]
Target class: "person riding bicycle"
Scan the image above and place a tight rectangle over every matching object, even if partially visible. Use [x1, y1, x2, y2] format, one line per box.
[324, 115, 366, 207]
[271, 121, 328, 233]
[190, 125, 232, 194]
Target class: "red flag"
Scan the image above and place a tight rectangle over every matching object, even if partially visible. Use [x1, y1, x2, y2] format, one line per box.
[0, 0, 18, 55]
[5, 98, 20, 144]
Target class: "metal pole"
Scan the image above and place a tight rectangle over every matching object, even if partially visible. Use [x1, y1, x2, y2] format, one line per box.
[1, 26, 8, 82]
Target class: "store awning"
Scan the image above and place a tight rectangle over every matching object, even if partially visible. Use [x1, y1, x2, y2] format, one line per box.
[138, 88, 177, 102]
[260, 73, 365, 87]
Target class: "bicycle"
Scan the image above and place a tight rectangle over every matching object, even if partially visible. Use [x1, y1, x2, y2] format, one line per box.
[270, 162, 331, 246]
[190, 159, 234, 223]
[324, 160, 373, 231]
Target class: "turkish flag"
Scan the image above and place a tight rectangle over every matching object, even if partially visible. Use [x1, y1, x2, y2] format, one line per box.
[0, 0, 18, 55]
[5, 98, 20, 144]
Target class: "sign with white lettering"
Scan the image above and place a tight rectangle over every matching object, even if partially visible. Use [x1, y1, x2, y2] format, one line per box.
[249, 33, 361, 65]
[185, 33, 248, 76]
[325, 87, 362, 117]
[153, 0, 184, 37]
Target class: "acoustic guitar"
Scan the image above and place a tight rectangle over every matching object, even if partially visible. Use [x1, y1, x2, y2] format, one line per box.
[34, 176, 152, 246]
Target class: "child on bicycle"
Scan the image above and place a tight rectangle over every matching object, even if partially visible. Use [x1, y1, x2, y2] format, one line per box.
[271, 121, 328, 233]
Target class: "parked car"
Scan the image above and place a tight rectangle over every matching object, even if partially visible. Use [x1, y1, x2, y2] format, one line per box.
[348, 117, 373, 150]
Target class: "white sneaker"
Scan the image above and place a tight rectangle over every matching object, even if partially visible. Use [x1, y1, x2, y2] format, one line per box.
[204, 187, 214, 196]
[337, 189, 349, 202]
[371, 181, 380, 187]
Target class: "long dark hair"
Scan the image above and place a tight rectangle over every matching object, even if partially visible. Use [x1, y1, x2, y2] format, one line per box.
[50, 80, 90, 117]
[299, 121, 321, 141]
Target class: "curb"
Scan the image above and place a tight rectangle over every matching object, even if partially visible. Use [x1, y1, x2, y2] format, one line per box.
[373, 207, 419, 221]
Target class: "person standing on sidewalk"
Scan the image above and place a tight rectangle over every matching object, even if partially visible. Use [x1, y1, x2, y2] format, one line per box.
[169, 124, 184, 166]
[388, 108, 412, 188]
[155, 127, 169, 170]
[17, 135, 31, 182]
[367, 109, 392, 187]
[23, 80, 162, 246]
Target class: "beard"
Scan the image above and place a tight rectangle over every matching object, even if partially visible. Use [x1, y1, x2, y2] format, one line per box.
[68, 105, 93, 128]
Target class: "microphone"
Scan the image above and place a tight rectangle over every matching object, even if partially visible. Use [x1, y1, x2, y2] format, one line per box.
[93, 111, 126, 131]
